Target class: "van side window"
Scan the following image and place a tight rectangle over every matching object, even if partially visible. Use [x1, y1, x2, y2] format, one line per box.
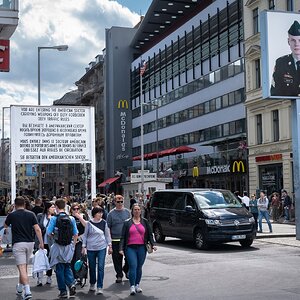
[173, 193, 185, 210]
[185, 195, 195, 209]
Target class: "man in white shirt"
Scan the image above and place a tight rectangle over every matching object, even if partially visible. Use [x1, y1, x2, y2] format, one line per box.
[239, 191, 250, 210]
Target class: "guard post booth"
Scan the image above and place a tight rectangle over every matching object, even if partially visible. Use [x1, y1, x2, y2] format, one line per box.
[122, 170, 170, 208]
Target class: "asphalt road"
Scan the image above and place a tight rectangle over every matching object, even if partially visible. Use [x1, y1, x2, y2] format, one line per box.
[1, 238, 300, 300]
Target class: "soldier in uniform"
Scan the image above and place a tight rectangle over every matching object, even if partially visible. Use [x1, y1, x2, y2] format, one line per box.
[270, 20, 300, 97]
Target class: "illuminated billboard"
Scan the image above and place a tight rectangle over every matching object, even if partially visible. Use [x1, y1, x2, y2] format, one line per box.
[261, 11, 300, 99]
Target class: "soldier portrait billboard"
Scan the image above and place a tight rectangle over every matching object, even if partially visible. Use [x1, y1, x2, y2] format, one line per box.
[261, 11, 300, 99]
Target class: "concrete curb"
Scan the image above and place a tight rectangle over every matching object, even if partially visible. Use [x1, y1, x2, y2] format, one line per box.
[256, 233, 296, 239]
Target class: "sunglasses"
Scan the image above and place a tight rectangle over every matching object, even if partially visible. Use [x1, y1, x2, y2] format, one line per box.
[73, 207, 79, 210]
[116, 201, 123, 203]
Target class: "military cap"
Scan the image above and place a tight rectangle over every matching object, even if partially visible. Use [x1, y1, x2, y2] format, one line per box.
[288, 20, 300, 36]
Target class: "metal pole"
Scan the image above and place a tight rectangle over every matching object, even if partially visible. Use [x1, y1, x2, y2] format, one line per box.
[38, 47, 41, 106]
[155, 103, 159, 179]
[1, 107, 5, 183]
[292, 99, 300, 240]
[140, 69, 144, 196]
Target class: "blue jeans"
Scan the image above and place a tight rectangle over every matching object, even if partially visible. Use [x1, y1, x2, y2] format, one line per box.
[55, 263, 76, 292]
[126, 245, 147, 286]
[284, 207, 290, 221]
[87, 249, 106, 288]
[258, 210, 273, 232]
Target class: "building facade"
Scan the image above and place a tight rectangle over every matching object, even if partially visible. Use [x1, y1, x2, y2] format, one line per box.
[243, 0, 299, 196]
[130, 0, 248, 192]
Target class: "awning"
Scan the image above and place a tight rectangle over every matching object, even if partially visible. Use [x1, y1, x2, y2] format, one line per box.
[98, 177, 119, 188]
[132, 152, 160, 161]
[160, 146, 196, 157]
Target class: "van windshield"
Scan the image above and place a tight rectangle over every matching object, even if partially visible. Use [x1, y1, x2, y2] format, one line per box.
[194, 191, 242, 209]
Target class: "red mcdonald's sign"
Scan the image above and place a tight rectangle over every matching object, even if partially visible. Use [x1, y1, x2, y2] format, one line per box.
[0, 40, 10, 72]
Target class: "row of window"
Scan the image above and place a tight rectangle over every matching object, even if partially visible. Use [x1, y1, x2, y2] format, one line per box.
[132, 88, 245, 138]
[133, 119, 246, 157]
[253, 1, 294, 35]
[256, 110, 279, 144]
[131, 0, 243, 101]
[132, 58, 244, 118]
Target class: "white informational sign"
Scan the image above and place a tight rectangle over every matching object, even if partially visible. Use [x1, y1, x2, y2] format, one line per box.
[10, 106, 94, 163]
[261, 11, 300, 99]
[131, 172, 157, 183]
[10, 105, 96, 203]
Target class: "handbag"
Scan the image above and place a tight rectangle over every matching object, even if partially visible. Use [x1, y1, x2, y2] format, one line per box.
[146, 242, 153, 254]
[133, 223, 153, 254]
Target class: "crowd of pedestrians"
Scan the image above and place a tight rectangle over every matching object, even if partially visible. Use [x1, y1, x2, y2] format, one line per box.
[0, 193, 157, 299]
[236, 189, 294, 233]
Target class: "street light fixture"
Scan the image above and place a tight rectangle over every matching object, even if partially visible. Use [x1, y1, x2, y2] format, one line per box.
[38, 45, 68, 105]
[37, 44, 68, 197]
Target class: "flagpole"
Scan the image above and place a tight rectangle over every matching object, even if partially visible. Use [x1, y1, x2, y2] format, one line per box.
[140, 61, 145, 198]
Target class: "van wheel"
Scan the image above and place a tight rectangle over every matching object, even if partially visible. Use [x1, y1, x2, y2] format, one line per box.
[240, 238, 253, 248]
[153, 225, 165, 243]
[194, 229, 208, 250]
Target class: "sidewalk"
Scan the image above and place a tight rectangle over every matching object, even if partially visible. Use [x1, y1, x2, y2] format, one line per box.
[256, 221, 296, 239]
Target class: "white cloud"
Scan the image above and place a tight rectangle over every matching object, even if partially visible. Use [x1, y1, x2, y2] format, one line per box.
[0, 0, 140, 131]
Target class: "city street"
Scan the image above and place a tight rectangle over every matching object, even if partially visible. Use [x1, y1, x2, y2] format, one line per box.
[1, 235, 300, 300]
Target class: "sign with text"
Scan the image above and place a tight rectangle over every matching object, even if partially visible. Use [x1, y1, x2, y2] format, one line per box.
[0, 40, 10, 72]
[131, 172, 157, 183]
[10, 105, 95, 163]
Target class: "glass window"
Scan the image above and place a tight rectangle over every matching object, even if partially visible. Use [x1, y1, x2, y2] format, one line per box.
[255, 59, 261, 89]
[222, 94, 229, 107]
[228, 92, 235, 106]
[229, 121, 236, 135]
[256, 114, 263, 144]
[286, 0, 293, 11]
[269, 0, 275, 9]
[273, 110, 279, 142]
[204, 102, 210, 114]
[210, 99, 216, 112]
[198, 104, 204, 116]
[216, 97, 222, 110]
[234, 89, 242, 103]
[214, 69, 221, 82]
[253, 8, 259, 35]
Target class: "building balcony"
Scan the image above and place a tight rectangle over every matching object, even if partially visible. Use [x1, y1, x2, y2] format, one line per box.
[0, 0, 19, 39]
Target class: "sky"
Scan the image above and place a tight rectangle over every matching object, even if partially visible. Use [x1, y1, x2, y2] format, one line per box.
[0, 0, 152, 136]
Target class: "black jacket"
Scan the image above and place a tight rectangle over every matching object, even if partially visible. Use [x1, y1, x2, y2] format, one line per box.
[270, 54, 300, 97]
[119, 217, 155, 251]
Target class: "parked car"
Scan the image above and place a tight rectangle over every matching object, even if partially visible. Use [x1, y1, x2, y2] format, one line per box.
[149, 189, 256, 249]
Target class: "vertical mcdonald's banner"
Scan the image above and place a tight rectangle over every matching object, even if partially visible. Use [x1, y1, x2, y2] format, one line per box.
[192, 166, 199, 177]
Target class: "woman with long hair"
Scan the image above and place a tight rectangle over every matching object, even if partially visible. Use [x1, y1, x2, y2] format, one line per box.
[36, 201, 56, 286]
[119, 203, 157, 295]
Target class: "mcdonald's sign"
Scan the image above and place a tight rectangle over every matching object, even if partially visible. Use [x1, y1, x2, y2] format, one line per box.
[117, 99, 129, 109]
[231, 160, 246, 173]
[192, 166, 199, 177]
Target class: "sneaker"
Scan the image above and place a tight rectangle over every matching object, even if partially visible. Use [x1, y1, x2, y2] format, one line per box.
[16, 283, 23, 296]
[96, 288, 103, 295]
[46, 276, 52, 285]
[115, 277, 122, 283]
[37, 279, 43, 287]
[58, 291, 68, 299]
[23, 294, 32, 300]
[76, 279, 82, 286]
[69, 284, 76, 297]
[89, 284, 96, 292]
[130, 285, 136, 295]
[135, 284, 142, 293]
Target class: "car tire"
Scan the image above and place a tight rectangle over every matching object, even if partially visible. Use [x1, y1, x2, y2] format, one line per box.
[194, 229, 208, 250]
[240, 238, 253, 248]
[153, 224, 165, 243]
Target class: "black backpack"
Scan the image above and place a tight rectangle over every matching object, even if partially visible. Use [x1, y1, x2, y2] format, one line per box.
[55, 213, 73, 246]
[74, 255, 88, 288]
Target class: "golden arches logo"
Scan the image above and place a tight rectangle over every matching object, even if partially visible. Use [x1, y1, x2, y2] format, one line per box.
[192, 166, 199, 177]
[117, 99, 129, 109]
[232, 161, 246, 173]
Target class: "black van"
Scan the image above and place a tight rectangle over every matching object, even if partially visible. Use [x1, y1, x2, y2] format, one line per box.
[149, 189, 256, 249]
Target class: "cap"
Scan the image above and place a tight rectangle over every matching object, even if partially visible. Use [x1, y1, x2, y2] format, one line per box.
[288, 21, 300, 36]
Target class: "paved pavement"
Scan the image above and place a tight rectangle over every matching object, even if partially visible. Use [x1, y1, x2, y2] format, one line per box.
[0, 221, 299, 299]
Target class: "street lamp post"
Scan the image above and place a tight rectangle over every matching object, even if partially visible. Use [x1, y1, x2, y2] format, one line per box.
[144, 101, 159, 179]
[37, 45, 68, 196]
[1, 107, 10, 184]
